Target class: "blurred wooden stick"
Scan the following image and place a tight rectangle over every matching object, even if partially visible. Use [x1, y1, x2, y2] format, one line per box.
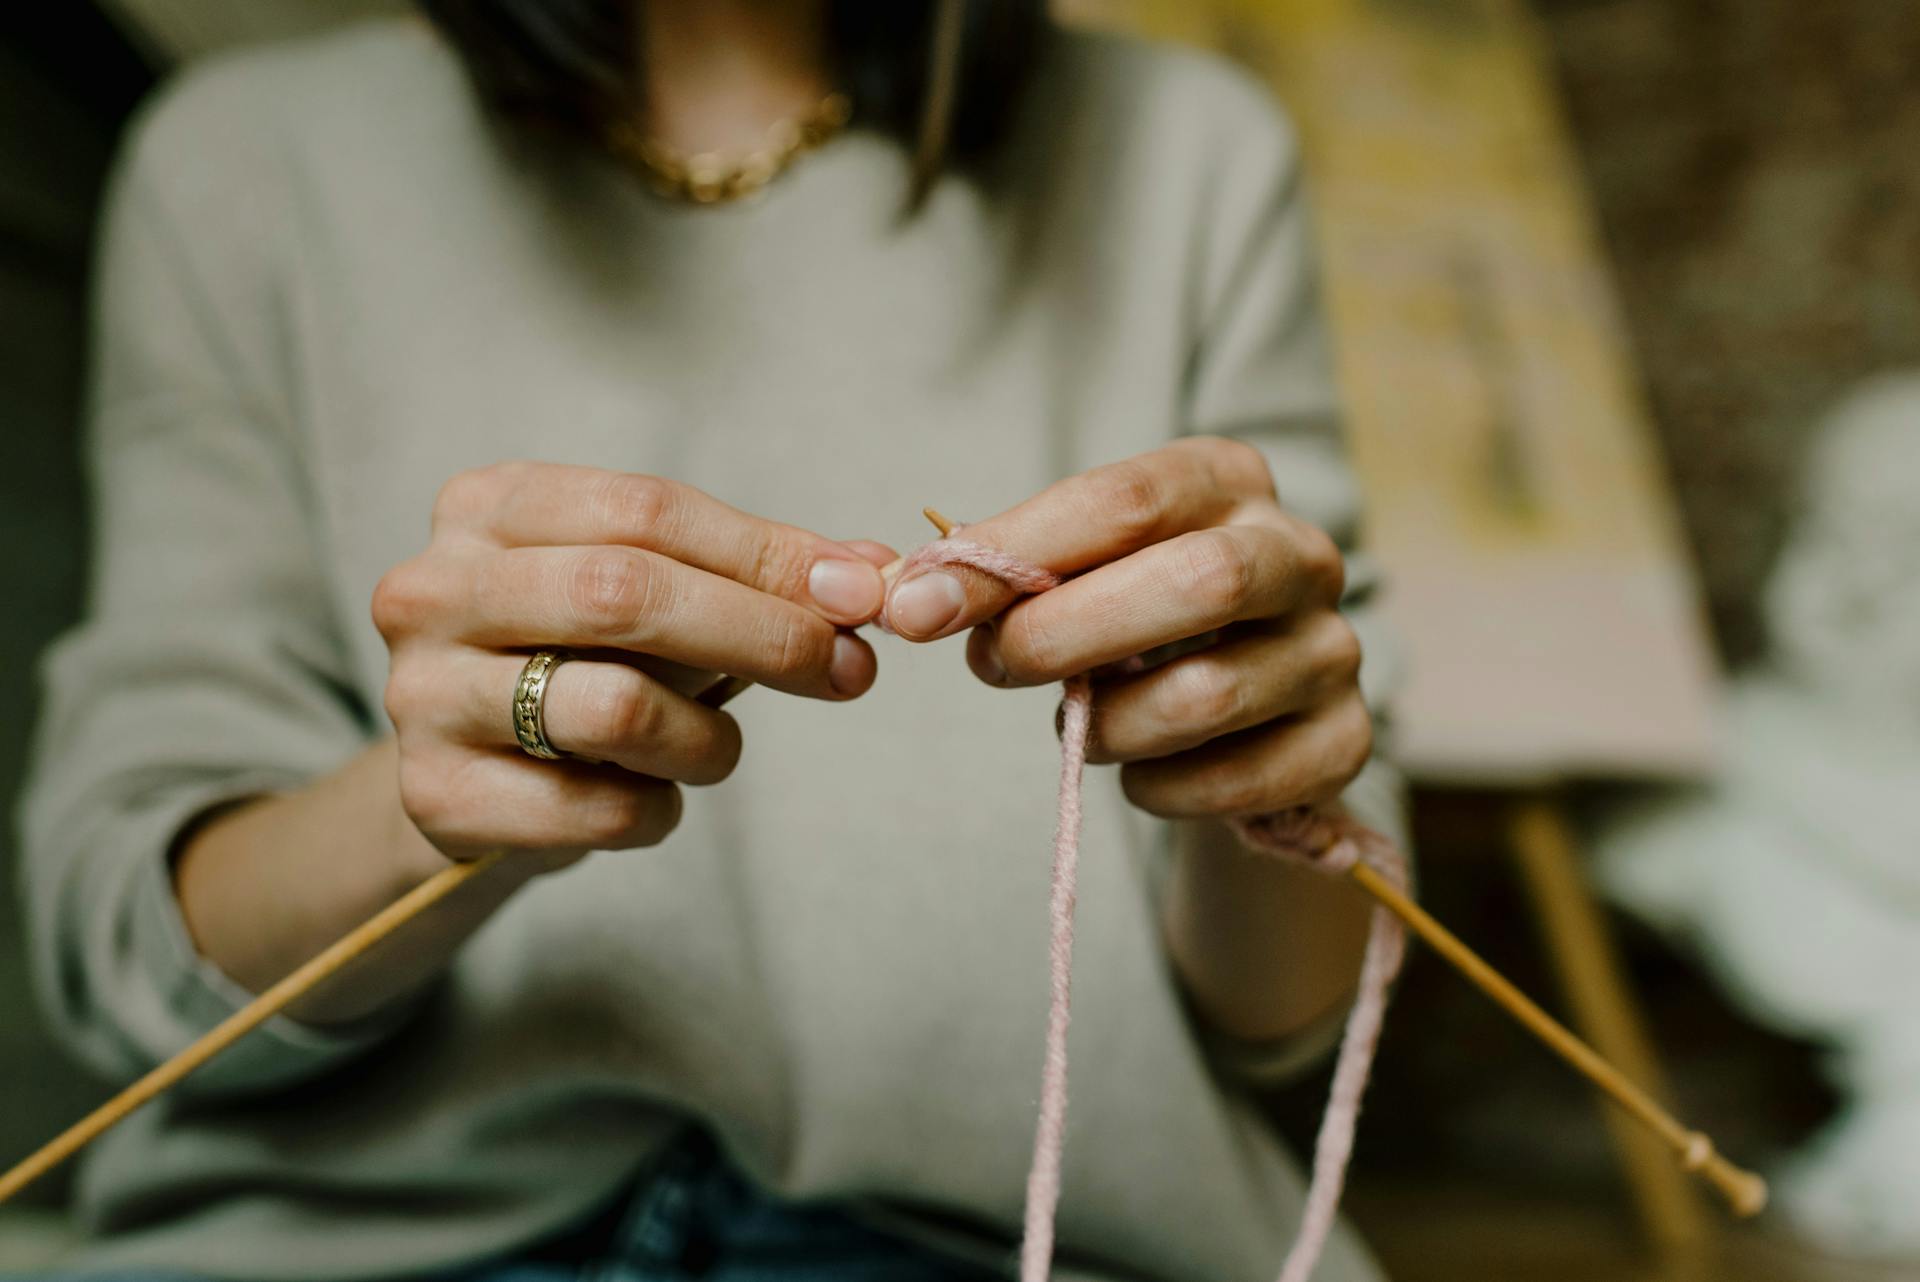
[1510, 799, 1711, 1242]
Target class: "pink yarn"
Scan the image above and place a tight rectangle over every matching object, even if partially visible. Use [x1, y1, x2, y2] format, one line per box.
[888, 529, 1411, 1282]
[884, 535, 1068, 599]
[1232, 812, 1409, 1282]
[1022, 669, 1090, 1281]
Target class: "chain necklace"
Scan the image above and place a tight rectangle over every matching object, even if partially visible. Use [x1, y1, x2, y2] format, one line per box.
[607, 91, 853, 205]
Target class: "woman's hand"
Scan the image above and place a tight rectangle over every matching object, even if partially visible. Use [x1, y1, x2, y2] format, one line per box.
[372, 461, 893, 871]
[881, 436, 1371, 821]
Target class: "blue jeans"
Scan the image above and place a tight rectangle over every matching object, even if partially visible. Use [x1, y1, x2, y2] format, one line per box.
[41, 1128, 1008, 1282]
[439, 1128, 1006, 1282]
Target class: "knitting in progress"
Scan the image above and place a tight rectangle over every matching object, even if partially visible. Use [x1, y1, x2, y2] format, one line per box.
[0, 511, 1768, 1247]
[883, 526, 1411, 1282]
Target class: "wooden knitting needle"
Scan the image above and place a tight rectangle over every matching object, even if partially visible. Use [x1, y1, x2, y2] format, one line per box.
[921, 506, 1767, 1218]
[1346, 863, 1766, 1216]
[0, 672, 753, 1208]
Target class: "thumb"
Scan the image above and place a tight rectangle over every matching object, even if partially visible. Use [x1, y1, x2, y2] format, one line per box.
[882, 551, 1025, 641]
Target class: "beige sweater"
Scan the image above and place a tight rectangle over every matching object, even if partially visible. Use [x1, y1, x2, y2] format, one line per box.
[18, 18, 1403, 1282]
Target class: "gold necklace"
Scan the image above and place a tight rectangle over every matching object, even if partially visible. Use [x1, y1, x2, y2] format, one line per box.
[608, 91, 853, 205]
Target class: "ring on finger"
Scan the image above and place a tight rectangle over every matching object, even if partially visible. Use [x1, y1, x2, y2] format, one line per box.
[512, 648, 572, 761]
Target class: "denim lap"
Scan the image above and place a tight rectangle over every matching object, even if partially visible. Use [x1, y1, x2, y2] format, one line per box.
[574, 1129, 1004, 1282]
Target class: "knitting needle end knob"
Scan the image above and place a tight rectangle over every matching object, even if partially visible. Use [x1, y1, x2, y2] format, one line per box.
[1681, 1131, 1768, 1217]
[1707, 1157, 1769, 1218]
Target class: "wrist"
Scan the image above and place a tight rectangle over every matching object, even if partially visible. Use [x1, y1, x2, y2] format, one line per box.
[1163, 817, 1372, 1042]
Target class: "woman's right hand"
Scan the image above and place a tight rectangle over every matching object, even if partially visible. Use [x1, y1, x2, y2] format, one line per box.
[371, 461, 892, 871]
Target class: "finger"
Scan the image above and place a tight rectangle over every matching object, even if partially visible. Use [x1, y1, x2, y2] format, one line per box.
[440, 545, 877, 699]
[966, 524, 1328, 687]
[1084, 632, 1222, 681]
[431, 650, 745, 784]
[968, 621, 1226, 690]
[1117, 693, 1374, 820]
[840, 540, 900, 568]
[436, 463, 885, 625]
[883, 436, 1274, 641]
[401, 746, 683, 859]
[617, 652, 722, 700]
[573, 651, 766, 706]
[1076, 616, 1363, 764]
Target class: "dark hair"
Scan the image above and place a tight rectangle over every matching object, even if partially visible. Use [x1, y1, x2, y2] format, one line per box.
[416, 0, 1049, 204]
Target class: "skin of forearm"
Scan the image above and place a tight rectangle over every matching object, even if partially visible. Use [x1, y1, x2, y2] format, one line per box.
[170, 736, 544, 1026]
[1162, 816, 1373, 1043]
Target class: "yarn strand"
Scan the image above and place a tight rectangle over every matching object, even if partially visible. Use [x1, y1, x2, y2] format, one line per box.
[1235, 815, 1409, 1282]
[1022, 671, 1091, 1282]
[889, 529, 1408, 1282]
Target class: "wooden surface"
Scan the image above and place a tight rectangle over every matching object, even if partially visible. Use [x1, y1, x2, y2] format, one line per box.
[1064, 0, 1722, 785]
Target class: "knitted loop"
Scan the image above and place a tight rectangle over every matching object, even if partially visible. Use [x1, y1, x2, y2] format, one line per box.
[888, 528, 1411, 1282]
[1233, 808, 1363, 875]
[912, 534, 1063, 593]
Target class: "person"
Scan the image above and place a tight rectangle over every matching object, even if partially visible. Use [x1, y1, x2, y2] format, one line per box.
[16, 2, 1405, 1279]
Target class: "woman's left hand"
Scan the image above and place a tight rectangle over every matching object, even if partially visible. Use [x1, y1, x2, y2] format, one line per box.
[881, 436, 1371, 820]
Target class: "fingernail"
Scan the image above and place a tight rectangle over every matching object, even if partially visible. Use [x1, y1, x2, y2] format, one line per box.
[978, 634, 1007, 685]
[828, 633, 868, 696]
[809, 558, 882, 622]
[888, 571, 965, 639]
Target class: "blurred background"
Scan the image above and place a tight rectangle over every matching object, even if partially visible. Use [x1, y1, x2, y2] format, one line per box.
[2, 1, 1916, 1279]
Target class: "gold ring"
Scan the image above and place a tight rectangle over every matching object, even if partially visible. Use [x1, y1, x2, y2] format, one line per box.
[512, 649, 570, 761]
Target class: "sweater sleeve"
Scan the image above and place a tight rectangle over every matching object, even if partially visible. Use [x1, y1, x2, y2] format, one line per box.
[15, 72, 403, 1100]
[1168, 60, 1413, 1086]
